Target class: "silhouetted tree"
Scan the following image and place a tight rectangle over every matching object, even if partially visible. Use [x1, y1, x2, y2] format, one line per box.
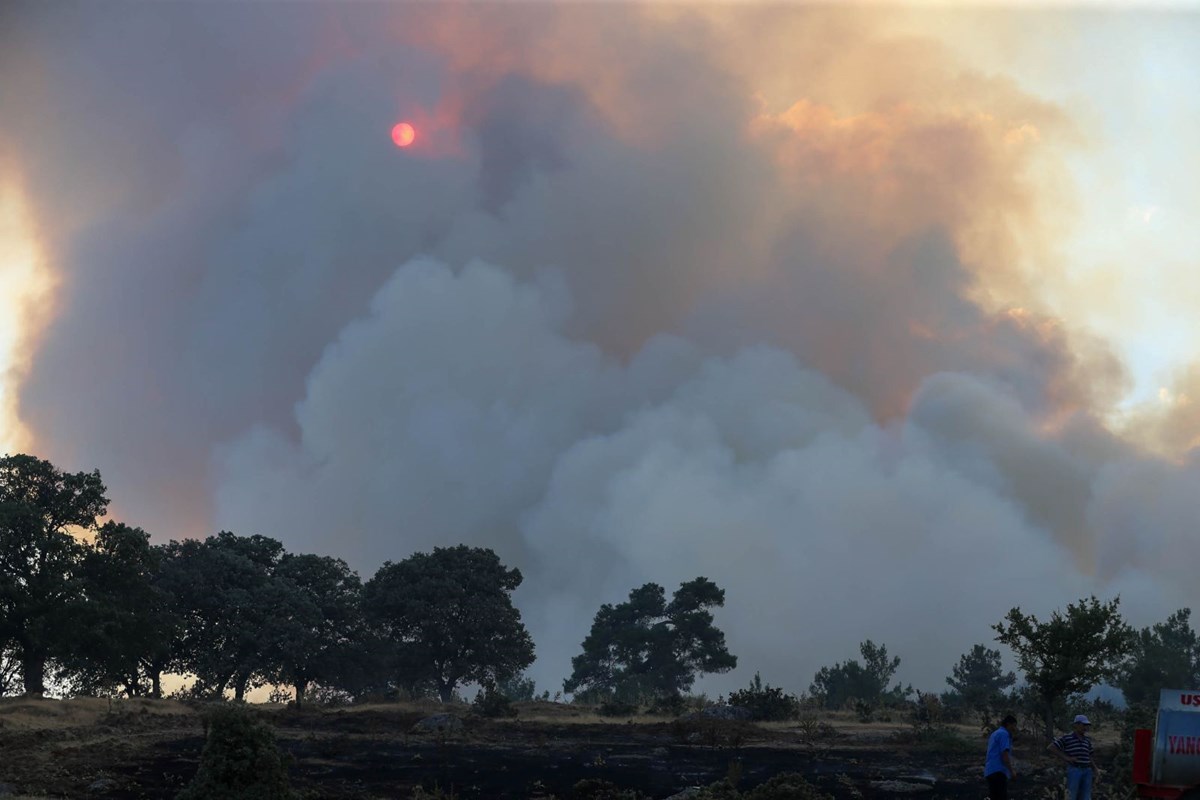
[363, 545, 534, 702]
[810, 640, 910, 710]
[943, 644, 1016, 718]
[70, 522, 177, 696]
[1116, 608, 1200, 709]
[0, 454, 108, 696]
[994, 596, 1133, 739]
[164, 532, 291, 700]
[564, 577, 736, 703]
[268, 553, 362, 709]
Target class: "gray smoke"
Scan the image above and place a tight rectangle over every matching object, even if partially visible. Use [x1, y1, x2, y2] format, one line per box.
[3, 2, 1198, 693]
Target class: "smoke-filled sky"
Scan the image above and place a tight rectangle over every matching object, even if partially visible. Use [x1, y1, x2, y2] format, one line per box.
[2, 1, 1200, 696]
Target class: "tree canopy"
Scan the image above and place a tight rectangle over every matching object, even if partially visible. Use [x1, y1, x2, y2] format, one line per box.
[993, 595, 1134, 738]
[943, 644, 1016, 717]
[0, 454, 108, 696]
[363, 545, 534, 702]
[563, 577, 736, 703]
[810, 640, 910, 710]
[1116, 608, 1200, 709]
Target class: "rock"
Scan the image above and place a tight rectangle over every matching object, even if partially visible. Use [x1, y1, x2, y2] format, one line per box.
[87, 778, 118, 794]
[665, 789, 705, 800]
[410, 713, 464, 734]
[696, 705, 748, 724]
[0, 782, 16, 797]
[651, 746, 671, 759]
[897, 771, 938, 786]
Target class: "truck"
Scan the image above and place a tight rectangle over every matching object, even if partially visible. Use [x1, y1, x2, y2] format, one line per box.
[1134, 689, 1200, 799]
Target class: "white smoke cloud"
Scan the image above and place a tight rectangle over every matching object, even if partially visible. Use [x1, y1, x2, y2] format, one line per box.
[214, 259, 1189, 694]
[6, 2, 1200, 695]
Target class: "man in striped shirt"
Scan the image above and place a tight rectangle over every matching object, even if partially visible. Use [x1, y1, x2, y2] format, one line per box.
[1049, 714, 1099, 800]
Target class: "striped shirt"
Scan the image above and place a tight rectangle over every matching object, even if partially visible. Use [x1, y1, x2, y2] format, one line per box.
[1053, 732, 1093, 766]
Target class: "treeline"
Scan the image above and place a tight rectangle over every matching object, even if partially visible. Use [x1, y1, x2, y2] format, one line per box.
[0, 454, 737, 708]
[3, 453, 1198, 736]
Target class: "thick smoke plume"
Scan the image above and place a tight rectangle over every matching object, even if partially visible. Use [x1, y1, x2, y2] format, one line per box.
[2, 2, 1198, 692]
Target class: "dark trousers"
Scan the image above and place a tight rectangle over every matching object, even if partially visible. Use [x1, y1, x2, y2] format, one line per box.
[986, 771, 1008, 800]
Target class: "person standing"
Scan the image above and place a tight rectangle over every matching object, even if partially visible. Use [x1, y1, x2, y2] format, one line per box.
[1049, 714, 1098, 800]
[986, 714, 1019, 800]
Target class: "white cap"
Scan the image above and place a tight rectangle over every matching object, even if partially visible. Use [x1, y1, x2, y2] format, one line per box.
[1073, 714, 1091, 725]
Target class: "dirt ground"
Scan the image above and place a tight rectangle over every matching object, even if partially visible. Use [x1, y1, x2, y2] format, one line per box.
[0, 698, 1118, 799]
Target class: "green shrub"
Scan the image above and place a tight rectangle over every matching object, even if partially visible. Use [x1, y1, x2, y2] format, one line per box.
[472, 687, 518, 718]
[175, 705, 293, 800]
[728, 673, 801, 721]
[597, 699, 640, 717]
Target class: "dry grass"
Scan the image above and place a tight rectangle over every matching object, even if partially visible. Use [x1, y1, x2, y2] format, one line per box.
[0, 695, 194, 730]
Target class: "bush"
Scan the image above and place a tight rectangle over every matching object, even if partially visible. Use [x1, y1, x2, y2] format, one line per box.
[598, 699, 640, 717]
[897, 724, 976, 754]
[472, 687, 518, 718]
[175, 705, 293, 800]
[728, 673, 801, 721]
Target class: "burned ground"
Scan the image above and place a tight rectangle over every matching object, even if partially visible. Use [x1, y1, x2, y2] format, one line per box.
[0, 699, 1114, 799]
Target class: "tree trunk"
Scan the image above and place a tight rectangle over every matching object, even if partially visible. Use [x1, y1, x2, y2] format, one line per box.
[294, 679, 308, 710]
[21, 648, 46, 698]
[1043, 700, 1055, 741]
[150, 670, 162, 699]
[438, 680, 453, 703]
[233, 673, 248, 702]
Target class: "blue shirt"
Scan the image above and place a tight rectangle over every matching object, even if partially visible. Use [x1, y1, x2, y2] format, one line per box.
[986, 727, 1013, 777]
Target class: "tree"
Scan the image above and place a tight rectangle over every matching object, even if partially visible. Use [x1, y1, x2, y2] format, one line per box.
[993, 596, 1134, 739]
[363, 545, 535, 702]
[810, 640, 910, 710]
[563, 577, 736, 703]
[0, 454, 108, 696]
[944, 644, 1016, 718]
[164, 532, 291, 700]
[1116, 609, 1200, 709]
[268, 553, 362, 709]
[0, 643, 19, 696]
[69, 522, 178, 696]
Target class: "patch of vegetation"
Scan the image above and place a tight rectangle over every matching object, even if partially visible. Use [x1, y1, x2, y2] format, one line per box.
[728, 673, 801, 721]
[597, 699, 640, 717]
[175, 705, 293, 800]
[472, 686, 517, 718]
[896, 723, 976, 754]
[810, 641, 912, 712]
[498, 672, 537, 701]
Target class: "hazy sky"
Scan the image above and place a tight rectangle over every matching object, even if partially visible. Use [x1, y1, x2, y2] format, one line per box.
[2, 1, 1199, 695]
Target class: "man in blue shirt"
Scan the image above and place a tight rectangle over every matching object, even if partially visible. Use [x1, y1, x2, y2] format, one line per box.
[985, 714, 1018, 800]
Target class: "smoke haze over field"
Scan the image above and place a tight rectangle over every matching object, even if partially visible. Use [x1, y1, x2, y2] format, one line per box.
[2, 2, 1200, 693]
